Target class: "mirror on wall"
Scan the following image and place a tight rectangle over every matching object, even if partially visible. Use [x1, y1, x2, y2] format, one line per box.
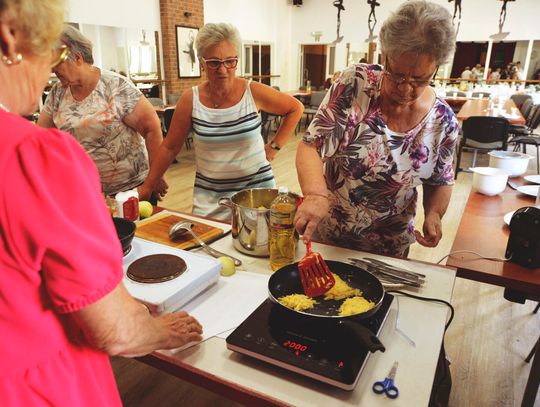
[72, 24, 159, 81]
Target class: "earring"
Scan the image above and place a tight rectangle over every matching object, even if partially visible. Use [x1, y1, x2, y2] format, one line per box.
[1, 53, 22, 66]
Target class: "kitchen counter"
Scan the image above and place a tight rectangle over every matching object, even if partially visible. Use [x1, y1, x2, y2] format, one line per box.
[135, 215, 456, 407]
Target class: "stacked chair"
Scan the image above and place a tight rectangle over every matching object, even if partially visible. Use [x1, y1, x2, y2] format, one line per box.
[508, 104, 540, 173]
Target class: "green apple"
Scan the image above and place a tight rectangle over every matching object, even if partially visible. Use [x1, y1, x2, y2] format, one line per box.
[138, 201, 153, 219]
[218, 256, 236, 276]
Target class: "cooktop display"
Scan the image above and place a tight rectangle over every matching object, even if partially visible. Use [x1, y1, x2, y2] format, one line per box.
[226, 294, 394, 390]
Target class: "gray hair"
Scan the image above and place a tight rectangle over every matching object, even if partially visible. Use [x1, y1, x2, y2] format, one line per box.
[195, 23, 242, 58]
[379, 1, 456, 65]
[61, 25, 94, 64]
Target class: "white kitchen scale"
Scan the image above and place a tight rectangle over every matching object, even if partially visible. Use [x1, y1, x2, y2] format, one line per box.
[122, 237, 221, 313]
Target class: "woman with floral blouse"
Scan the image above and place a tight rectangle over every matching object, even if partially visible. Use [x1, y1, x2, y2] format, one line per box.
[294, 1, 459, 257]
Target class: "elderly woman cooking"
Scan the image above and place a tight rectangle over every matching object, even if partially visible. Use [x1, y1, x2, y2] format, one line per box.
[139, 23, 303, 219]
[37, 25, 166, 199]
[294, 1, 459, 257]
[0, 0, 202, 405]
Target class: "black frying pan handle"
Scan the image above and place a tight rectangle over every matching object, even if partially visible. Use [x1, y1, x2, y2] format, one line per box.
[339, 320, 386, 353]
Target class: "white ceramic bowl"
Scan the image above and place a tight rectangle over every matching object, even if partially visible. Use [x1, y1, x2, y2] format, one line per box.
[488, 150, 533, 177]
[471, 167, 510, 196]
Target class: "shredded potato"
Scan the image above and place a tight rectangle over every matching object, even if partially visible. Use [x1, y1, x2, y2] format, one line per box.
[278, 294, 318, 311]
[323, 273, 361, 300]
[338, 296, 375, 316]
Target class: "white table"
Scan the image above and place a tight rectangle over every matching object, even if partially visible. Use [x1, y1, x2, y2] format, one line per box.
[137, 228, 456, 406]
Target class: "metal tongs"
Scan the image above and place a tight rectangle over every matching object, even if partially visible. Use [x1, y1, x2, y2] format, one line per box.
[348, 257, 426, 288]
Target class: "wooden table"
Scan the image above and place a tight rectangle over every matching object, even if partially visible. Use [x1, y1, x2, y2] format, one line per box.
[457, 98, 526, 124]
[153, 104, 175, 116]
[447, 181, 540, 407]
[444, 96, 470, 111]
[135, 211, 456, 407]
[284, 89, 311, 97]
[447, 182, 539, 295]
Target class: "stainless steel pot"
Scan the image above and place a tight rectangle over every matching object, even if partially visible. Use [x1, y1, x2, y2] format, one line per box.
[218, 188, 298, 257]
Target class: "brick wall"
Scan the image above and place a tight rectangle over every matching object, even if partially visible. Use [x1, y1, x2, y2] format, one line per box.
[159, 0, 204, 97]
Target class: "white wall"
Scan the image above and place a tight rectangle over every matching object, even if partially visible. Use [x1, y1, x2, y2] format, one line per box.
[204, 0, 296, 90]
[66, 0, 160, 31]
[286, 0, 540, 87]
[65, 0, 540, 89]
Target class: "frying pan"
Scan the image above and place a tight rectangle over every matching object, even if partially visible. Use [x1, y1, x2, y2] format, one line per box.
[268, 260, 386, 353]
[268, 260, 385, 320]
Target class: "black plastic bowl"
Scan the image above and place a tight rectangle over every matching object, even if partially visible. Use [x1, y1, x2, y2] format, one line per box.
[112, 217, 136, 254]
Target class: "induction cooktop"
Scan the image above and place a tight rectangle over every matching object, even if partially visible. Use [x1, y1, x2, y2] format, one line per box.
[226, 294, 393, 390]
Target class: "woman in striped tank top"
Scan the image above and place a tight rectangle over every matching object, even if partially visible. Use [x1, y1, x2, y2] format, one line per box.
[139, 23, 303, 220]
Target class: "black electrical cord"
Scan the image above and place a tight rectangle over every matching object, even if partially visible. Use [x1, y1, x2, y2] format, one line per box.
[386, 289, 455, 331]
[386, 289, 455, 405]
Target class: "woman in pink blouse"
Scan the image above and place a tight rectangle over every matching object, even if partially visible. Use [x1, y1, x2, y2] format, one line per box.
[0, 1, 202, 405]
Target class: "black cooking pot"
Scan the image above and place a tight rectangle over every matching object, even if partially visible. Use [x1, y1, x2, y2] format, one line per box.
[268, 260, 386, 353]
[113, 217, 136, 254]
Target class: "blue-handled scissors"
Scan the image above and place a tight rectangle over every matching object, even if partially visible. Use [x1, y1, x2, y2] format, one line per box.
[372, 361, 399, 399]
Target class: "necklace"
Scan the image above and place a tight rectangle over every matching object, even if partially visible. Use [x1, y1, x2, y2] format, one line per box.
[0, 102, 9, 112]
[207, 83, 227, 109]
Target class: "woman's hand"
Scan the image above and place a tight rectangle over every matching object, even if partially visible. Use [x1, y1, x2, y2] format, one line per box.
[153, 178, 169, 201]
[157, 311, 203, 349]
[137, 184, 152, 201]
[264, 143, 278, 162]
[415, 212, 442, 247]
[294, 195, 330, 243]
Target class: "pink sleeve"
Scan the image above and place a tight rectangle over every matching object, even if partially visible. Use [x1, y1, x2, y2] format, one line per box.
[2, 128, 123, 313]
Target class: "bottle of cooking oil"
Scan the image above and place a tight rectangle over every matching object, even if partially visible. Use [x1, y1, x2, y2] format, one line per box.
[269, 186, 297, 271]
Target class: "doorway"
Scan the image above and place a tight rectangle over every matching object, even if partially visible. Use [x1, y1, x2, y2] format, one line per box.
[242, 42, 272, 85]
[301, 44, 327, 90]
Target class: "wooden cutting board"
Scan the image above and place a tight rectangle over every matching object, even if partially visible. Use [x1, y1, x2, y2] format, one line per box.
[135, 214, 225, 250]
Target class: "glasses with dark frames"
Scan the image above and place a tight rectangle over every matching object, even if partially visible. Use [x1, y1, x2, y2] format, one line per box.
[383, 58, 438, 89]
[202, 57, 238, 70]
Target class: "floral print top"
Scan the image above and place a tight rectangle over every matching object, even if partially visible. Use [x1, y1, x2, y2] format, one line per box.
[43, 70, 147, 195]
[303, 64, 458, 256]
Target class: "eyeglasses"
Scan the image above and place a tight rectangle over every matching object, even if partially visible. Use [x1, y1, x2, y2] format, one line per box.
[50, 44, 69, 69]
[383, 58, 438, 89]
[202, 57, 238, 70]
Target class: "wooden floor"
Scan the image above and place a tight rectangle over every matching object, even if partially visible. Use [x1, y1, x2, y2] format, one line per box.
[112, 133, 540, 407]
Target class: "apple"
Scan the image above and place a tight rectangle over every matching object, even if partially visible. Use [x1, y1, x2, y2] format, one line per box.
[138, 201, 153, 219]
[218, 256, 236, 276]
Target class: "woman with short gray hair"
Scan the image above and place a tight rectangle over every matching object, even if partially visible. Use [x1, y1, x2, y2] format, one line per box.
[38, 25, 167, 200]
[60, 24, 94, 64]
[195, 22, 241, 57]
[140, 22, 303, 220]
[379, 0, 456, 66]
[295, 0, 459, 257]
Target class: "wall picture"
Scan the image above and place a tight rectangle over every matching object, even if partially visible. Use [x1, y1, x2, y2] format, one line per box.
[176, 25, 200, 78]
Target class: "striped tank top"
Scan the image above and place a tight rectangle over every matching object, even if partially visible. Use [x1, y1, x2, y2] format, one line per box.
[191, 82, 276, 220]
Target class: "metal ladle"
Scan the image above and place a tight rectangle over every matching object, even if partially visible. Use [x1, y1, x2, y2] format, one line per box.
[168, 220, 242, 266]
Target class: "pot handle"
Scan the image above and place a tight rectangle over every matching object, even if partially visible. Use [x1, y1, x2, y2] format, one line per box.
[338, 320, 386, 353]
[218, 197, 234, 209]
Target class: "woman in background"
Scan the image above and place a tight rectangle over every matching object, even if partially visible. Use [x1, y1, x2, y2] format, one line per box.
[38, 26, 167, 201]
[139, 23, 303, 219]
[0, 1, 201, 405]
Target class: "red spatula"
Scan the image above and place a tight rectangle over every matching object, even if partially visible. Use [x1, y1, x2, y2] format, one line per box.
[298, 240, 335, 297]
